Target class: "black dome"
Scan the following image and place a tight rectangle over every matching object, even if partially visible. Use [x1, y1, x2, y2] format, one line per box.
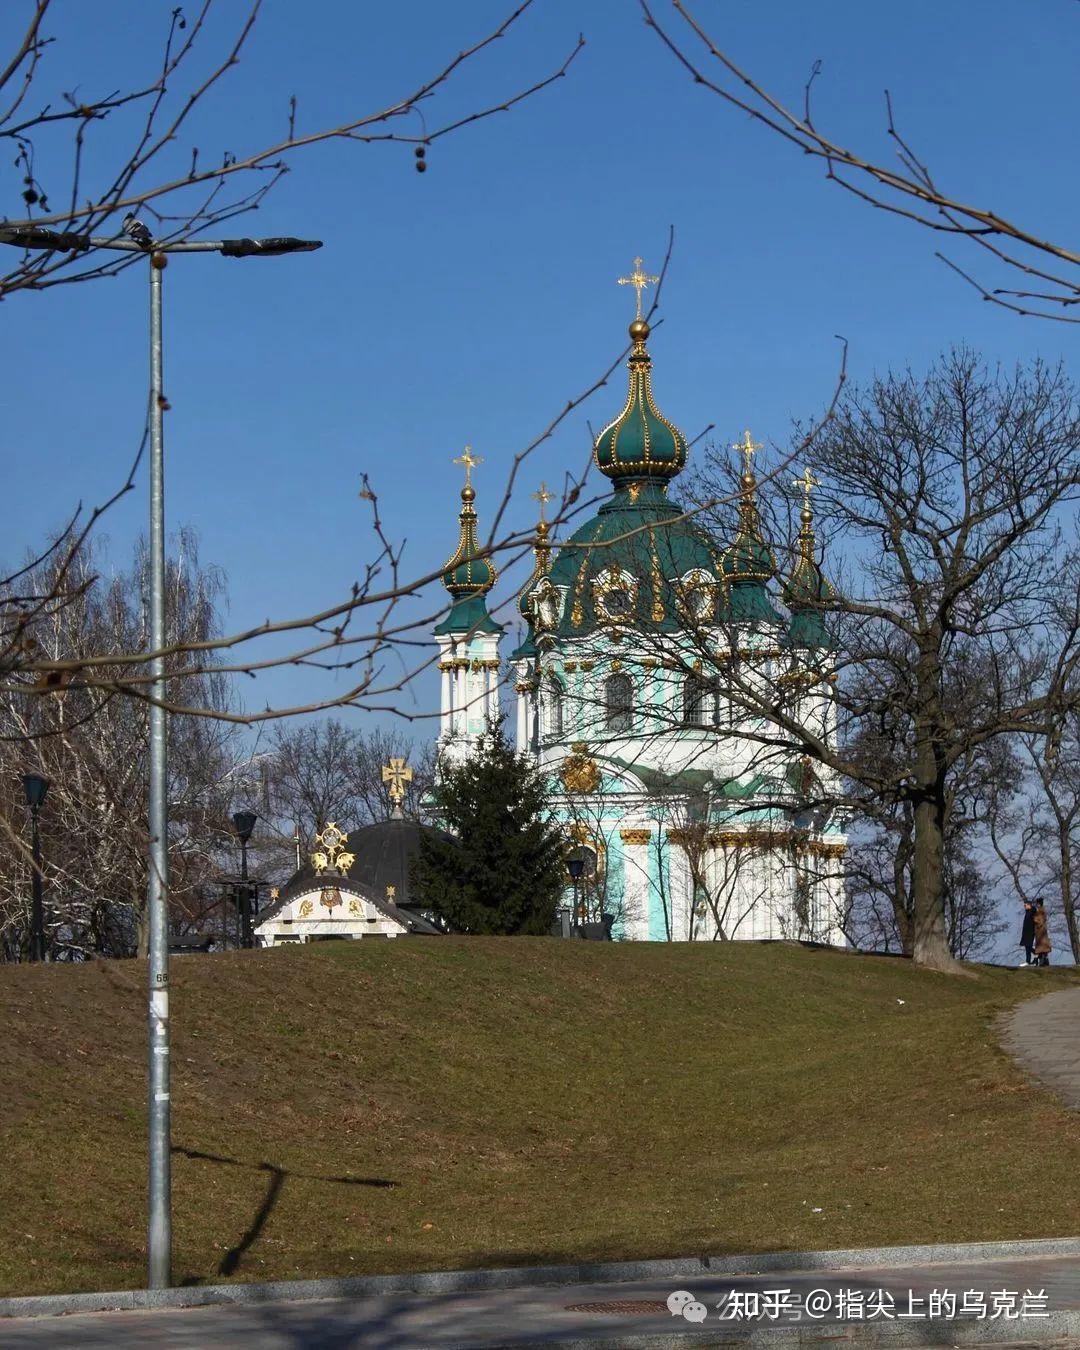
[279, 817, 447, 910]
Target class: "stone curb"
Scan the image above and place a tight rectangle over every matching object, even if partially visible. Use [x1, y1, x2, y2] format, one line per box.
[502, 1311, 1080, 1348]
[2, 1236, 1079, 1321]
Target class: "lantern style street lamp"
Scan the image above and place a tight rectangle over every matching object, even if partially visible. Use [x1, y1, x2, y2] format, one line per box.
[231, 810, 258, 949]
[22, 773, 49, 961]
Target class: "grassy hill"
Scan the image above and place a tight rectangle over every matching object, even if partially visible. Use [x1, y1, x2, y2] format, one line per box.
[1, 939, 1077, 1297]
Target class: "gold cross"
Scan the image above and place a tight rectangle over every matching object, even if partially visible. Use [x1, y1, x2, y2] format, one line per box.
[386, 884, 397, 901]
[453, 445, 483, 488]
[732, 429, 763, 477]
[794, 467, 819, 506]
[531, 481, 554, 523]
[617, 256, 659, 320]
[382, 756, 413, 805]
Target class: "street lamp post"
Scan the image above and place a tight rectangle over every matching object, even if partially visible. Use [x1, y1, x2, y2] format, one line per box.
[567, 855, 585, 934]
[231, 810, 258, 949]
[22, 773, 49, 961]
[1, 222, 321, 1290]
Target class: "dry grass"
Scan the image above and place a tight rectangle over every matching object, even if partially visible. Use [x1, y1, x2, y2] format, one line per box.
[0, 939, 1077, 1297]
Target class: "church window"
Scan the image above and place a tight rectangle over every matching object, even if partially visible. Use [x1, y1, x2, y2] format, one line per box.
[605, 673, 633, 732]
[682, 674, 715, 727]
[549, 675, 565, 736]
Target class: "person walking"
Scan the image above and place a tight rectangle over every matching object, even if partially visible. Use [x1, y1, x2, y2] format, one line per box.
[1032, 898, 1052, 967]
[1020, 900, 1036, 966]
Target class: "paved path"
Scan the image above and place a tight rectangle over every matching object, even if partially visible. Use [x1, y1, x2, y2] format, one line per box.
[1000, 986, 1080, 1110]
[2, 1255, 1079, 1347]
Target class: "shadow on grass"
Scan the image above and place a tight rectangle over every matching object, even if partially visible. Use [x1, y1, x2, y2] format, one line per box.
[172, 1146, 398, 1282]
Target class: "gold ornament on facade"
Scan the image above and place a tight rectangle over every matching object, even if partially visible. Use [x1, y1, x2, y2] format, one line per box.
[320, 886, 341, 912]
[298, 898, 314, 918]
[311, 822, 355, 876]
[561, 746, 601, 795]
[348, 899, 362, 917]
[620, 827, 653, 846]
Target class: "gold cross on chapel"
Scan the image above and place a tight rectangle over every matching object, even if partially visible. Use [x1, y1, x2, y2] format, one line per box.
[531, 481, 554, 523]
[794, 467, 819, 507]
[617, 256, 659, 320]
[732, 428, 763, 477]
[453, 445, 483, 488]
[382, 757, 413, 806]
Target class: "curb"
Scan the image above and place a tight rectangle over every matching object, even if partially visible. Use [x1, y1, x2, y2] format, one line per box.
[501, 1312, 1080, 1348]
[2, 1235, 1079, 1321]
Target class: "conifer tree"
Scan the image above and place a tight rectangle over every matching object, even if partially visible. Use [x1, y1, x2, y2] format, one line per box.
[412, 722, 565, 935]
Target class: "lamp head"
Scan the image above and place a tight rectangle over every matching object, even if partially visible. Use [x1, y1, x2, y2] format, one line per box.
[231, 810, 258, 843]
[22, 773, 49, 810]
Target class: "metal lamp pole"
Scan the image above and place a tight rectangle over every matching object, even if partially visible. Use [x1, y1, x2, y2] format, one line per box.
[22, 773, 49, 961]
[1, 224, 321, 1289]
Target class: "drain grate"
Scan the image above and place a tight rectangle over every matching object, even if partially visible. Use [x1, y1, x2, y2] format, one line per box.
[564, 1299, 669, 1316]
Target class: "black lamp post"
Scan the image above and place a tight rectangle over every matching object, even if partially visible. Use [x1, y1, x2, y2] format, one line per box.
[567, 854, 585, 933]
[231, 811, 258, 949]
[22, 773, 49, 961]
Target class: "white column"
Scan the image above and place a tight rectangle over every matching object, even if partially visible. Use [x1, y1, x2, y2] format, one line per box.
[440, 664, 451, 737]
[620, 830, 652, 941]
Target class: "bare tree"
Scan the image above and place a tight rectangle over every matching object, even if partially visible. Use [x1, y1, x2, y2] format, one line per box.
[0, 531, 242, 958]
[685, 350, 1080, 970]
[1, 2, 582, 299]
[641, 1, 1080, 322]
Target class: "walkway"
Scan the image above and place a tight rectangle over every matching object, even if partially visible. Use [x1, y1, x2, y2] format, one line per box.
[2, 1252, 1079, 1347]
[1000, 985, 1080, 1110]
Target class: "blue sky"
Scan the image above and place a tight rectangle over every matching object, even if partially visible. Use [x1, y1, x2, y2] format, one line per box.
[3, 0, 1078, 732]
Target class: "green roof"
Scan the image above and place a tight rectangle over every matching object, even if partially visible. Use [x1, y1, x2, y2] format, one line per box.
[433, 593, 503, 637]
[548, 481, 724, 637]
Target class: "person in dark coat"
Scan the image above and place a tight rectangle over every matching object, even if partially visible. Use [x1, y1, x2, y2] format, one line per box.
[1020, 900, 1036, 966]
[1032, 898, 1052, 967]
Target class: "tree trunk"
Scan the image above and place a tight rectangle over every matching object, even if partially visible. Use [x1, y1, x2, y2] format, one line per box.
[1059, 821, 1080, 964]
[910, 791, 960, 970]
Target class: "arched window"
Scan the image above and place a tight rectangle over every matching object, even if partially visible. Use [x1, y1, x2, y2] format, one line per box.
[548, 674, 564, 737]
[683, 675, 715, 727]
[605, 673, 633, 733]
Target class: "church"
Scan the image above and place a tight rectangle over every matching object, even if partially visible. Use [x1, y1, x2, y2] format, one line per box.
[433, 262, 847, 944]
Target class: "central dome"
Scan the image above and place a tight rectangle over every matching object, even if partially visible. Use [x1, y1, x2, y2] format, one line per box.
[593, 320, 688, 484]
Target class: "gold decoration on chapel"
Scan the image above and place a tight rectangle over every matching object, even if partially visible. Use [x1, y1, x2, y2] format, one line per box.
[561, 744, 601, 795]
[269, 886, 280, 901]
[320, 886, 341, 912]
[617, 256, 659, 321]
[298, 898, 314, 918]
[386, 884, 397, 901]
[311, 822, 355, 877]
[348, 898, 362, 917]
[382, 757, 413, 806]
[620, 827, 653, 846]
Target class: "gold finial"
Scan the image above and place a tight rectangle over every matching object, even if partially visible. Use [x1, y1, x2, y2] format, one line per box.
[382, 757, 413, 811]
[386, 884, 397, 901]
[732, 429, 763, 481]
[617, 255, 659, 321]
[531, 481, 554, 524]
[311, 822, 355, 877]
[453, 445, 483, 491]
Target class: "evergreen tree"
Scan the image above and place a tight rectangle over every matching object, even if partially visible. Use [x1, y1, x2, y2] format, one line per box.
[412, 722, 565, 934]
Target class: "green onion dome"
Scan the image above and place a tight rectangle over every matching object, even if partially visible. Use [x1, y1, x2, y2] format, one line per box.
[784, 490, 834, 650]
[593, 320, 689, 485]
[434, 482, 502, 637]
[442, 483, 495, 597]
[720, 464, 777, 585]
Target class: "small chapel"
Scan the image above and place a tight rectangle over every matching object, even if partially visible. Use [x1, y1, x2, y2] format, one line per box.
[432, 261, 847, 944]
